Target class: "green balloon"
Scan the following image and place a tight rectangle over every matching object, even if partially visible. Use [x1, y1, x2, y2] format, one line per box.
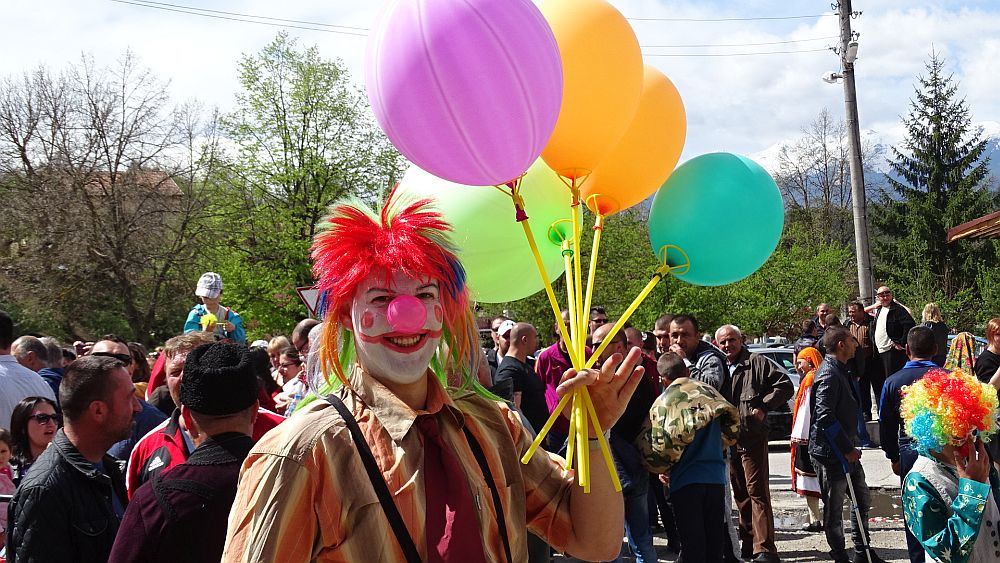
[396, 159, 576, 303]
[648, 153, 784, 286]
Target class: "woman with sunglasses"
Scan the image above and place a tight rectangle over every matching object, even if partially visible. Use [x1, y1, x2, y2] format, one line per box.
[9, 396, 60, 485]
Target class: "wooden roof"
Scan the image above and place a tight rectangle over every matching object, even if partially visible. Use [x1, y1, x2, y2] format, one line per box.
[947, 210, 1000, 242]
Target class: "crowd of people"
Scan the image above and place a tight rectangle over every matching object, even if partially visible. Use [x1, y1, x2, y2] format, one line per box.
[0, 194, 999, 563]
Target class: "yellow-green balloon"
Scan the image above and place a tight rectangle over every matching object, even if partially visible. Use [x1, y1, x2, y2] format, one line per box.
[396, 159, 576, 303]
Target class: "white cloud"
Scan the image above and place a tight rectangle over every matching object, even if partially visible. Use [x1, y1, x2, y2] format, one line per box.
[3, 0, 996, 165]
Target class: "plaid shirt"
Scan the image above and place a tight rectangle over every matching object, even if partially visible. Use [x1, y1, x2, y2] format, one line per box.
[223, 367, 576, 562]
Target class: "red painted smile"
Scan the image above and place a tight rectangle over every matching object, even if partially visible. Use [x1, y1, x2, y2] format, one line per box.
[357, 329, 443, 353]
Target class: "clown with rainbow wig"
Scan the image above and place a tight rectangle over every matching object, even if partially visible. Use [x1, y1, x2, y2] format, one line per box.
[222, 192, 646, 562]
[900, 368, 1000, 563]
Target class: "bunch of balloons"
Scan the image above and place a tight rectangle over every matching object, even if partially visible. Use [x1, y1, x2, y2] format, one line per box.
[364, 0, 785, 489]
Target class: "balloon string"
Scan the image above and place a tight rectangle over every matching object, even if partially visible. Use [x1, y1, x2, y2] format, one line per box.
[582, 214, 605, 340]
[585, 263, 673, 370]
[582, 387, 621, 492]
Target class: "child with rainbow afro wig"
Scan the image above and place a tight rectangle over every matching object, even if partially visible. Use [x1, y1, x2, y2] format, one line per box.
[900, 368, 1000, 563]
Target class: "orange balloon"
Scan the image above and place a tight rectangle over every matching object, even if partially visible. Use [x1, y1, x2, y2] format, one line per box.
[539, 0, 644, 180]
[582, 66, 686, 215]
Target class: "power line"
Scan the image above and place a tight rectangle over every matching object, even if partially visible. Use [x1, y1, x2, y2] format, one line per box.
[644, 36, 837, 48]
[107, 0, 367, 37]
[108, 0, 837, 51]
[128, 0, 367, 31]
[643, 48, 830, 57]
[628, 14, 836, 22]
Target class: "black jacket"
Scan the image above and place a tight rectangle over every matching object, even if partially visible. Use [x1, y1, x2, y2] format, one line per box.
[870, 301, 916, 349]
[6, 429, 128, 562]
[808, 354, 860, 471]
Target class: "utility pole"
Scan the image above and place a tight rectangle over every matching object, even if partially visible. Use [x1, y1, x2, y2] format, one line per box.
[835, 0, 874, 304]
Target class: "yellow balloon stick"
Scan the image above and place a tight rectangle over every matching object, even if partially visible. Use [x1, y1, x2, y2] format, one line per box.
[517, 219, 581, 368]
[562, 240, 580, 364]
[571, 201, 586, 364]
[565, 395, 577, 471]
[585, 263, 672, 370]
[582, 388, 622, 492]
[575, 391, 590, 491]
[582, 214, 605, 339]
[520, 392, 572, 465]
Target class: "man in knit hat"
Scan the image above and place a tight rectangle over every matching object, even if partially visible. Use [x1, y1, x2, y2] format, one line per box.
[109, 342, 259, 563]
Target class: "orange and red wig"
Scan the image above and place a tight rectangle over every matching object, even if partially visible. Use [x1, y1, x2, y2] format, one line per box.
[310, 190, 478, 387]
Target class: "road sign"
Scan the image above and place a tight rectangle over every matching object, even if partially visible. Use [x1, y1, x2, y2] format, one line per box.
[296, 287, 321, 318]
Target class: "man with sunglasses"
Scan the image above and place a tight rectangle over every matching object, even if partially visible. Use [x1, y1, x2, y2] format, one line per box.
[589, 306, 609, 336]
[864, 286, 915, 383]
[92, 336, 169, 462]
[7, 354, 141, 562]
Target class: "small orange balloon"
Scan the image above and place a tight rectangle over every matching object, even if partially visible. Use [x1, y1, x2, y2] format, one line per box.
[582, 66, 686, 215]
[539, 0, 644, 180]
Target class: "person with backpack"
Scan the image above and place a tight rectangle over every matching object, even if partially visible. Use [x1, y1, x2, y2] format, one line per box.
[183, 272, 246, 344]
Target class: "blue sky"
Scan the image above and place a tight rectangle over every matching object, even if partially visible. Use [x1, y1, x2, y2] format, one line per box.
[4, 1, 998, 165]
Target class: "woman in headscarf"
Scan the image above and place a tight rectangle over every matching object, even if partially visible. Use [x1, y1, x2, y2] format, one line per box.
[944, 331, 978, 377]
[790, 346, 824, 532]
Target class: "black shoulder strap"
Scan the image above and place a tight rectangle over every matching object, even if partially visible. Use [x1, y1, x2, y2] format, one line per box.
[462, 426, 513, 563]
[325, 394, 421, 563]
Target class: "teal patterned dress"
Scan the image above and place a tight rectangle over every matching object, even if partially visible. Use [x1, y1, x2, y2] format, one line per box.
[902, 455, 1000, 563]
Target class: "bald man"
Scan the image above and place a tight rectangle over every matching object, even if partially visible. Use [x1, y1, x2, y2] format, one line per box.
[592, 323, 659, 562]
[715, 325, 793, 563]
[494, 322, 548, 434]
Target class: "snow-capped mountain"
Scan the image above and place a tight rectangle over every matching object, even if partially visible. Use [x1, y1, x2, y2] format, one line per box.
[751, 121, 1000, 184]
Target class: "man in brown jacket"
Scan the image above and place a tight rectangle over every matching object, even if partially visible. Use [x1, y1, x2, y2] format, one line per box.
[715, 325, 794, 563]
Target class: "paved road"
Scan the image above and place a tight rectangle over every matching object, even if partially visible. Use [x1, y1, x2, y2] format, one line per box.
[557, 441, 914, 562]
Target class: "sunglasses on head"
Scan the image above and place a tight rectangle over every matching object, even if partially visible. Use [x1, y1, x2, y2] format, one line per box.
[29, 413, 61, 425]
[91, 351, 133, 365]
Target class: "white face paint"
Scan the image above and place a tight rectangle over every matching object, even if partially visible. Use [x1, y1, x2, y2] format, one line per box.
[348, 270, 445, 387]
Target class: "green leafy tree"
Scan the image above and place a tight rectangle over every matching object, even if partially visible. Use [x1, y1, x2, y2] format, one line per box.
[479, 210, 853, 345]
[872, 52, 998, 329]
[211, 33, 405, 338]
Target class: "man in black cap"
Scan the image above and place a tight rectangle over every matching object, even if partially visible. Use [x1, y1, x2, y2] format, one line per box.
[109, 342, 259, 563]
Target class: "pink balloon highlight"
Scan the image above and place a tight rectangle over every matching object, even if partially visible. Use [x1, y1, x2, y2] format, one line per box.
[366, 0, 563, 186]
[387, 295, 428, 333]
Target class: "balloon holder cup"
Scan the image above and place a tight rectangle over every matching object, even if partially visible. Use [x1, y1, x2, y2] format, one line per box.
[584, 194, 619, 217]
[656, 244, 691, 276]
[554, 168, 593, 205]
[547, 219, 574, 246]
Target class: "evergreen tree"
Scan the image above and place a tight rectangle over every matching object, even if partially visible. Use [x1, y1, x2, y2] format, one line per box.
[872, 52, 998, 329]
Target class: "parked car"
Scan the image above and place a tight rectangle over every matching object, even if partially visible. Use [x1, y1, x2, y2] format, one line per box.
[757, 352, 799, 442]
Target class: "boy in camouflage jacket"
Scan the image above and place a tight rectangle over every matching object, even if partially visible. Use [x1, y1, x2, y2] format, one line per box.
[641, 352, 739, 562]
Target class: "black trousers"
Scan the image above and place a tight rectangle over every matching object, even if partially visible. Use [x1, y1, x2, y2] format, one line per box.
[879, 348, 907, 390]
[672, 483, 724, 563]
[858, 352, 885, 418]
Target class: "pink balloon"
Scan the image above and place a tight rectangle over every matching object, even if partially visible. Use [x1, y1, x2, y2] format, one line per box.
[366, 0, 563, 186]
[387, 295, 427, 333]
